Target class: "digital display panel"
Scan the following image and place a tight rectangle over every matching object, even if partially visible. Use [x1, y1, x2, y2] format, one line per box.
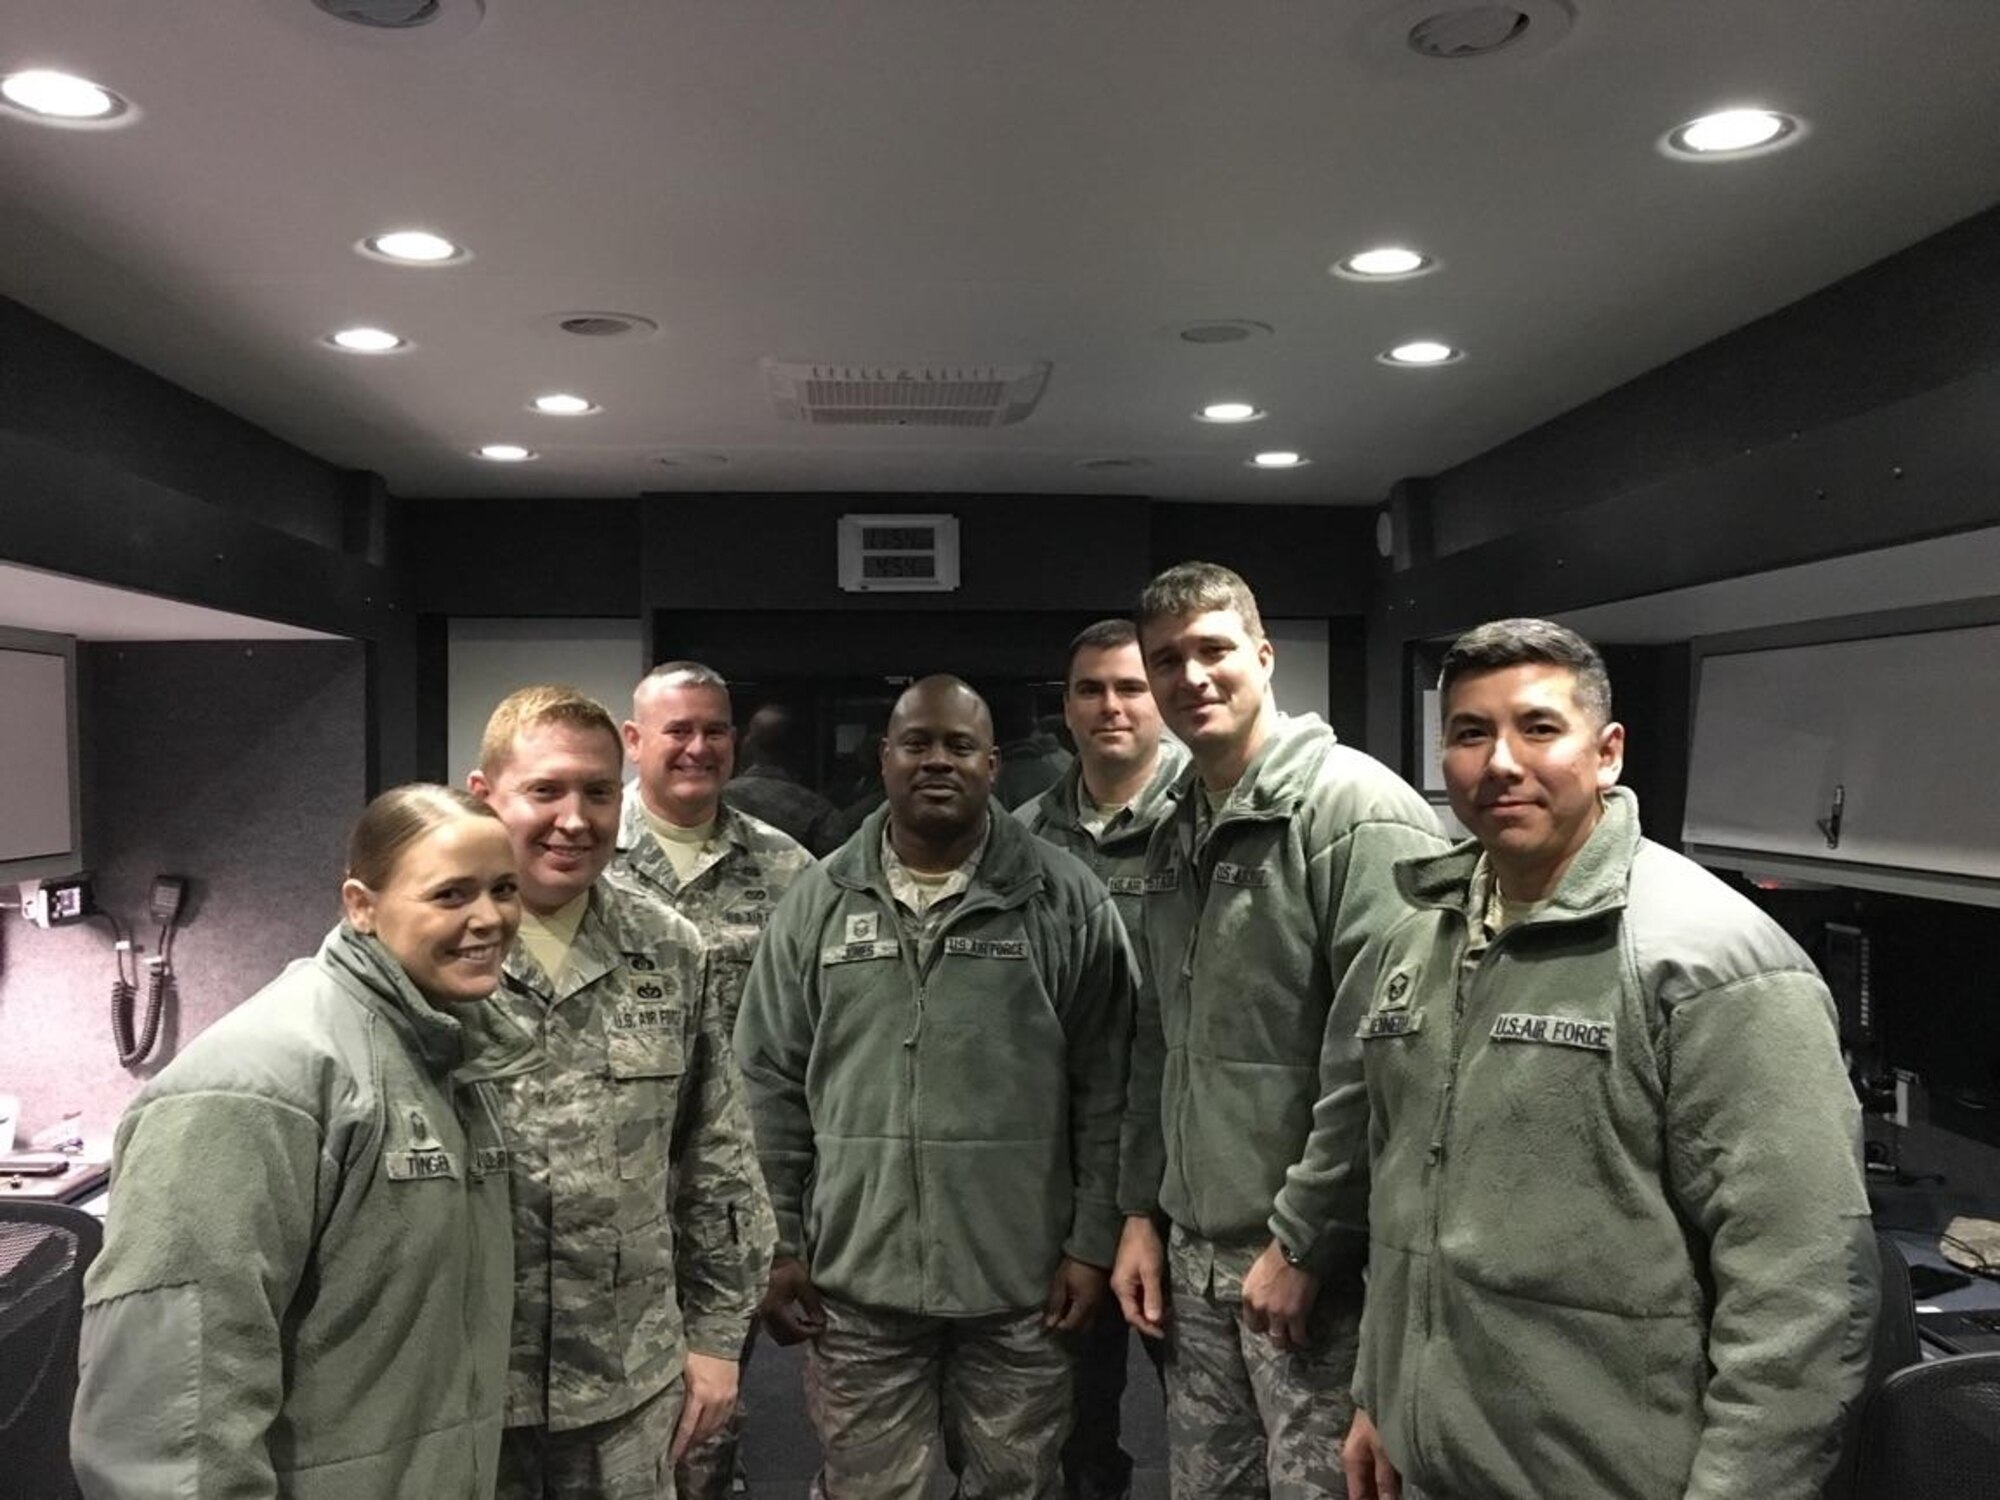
[861, 553, 937, 579]
[861, 526, 936, 552]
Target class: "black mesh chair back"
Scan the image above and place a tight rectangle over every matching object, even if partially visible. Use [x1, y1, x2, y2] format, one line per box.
[0, 1202, 102, 1500]
[1852, 1352, 2000, 1500]
[1823, 1230, 1925, 1500]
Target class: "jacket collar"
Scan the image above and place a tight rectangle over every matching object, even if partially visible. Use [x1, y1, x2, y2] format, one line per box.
[319, 922, 540, 1081]
[1038, 737, 1190, 835]
[1397, 786, 1644, 923]
[616, 780, 752, 856]
[1170, 712, 1338, 825]
[829, 800, 1045, 910]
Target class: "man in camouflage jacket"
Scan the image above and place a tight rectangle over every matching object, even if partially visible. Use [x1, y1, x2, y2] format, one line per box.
[615, 659, 813, 1498]
[471, 684, 773, 1500]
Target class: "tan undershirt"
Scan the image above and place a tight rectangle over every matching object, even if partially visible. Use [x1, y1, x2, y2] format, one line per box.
[517, 892, 588, 986]
[642, 801, 718, 883]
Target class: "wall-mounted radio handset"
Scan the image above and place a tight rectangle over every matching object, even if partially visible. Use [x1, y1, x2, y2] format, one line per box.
[149, 875, 188, 926]
[111, 874, 189, 1067]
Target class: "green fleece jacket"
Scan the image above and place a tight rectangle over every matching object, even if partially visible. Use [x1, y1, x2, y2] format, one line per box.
[1349, 790, 1877, 1500]
[1014, 738, 1190, 948]
[1121, 713, 1442, 1272]
[73, 924, 538, 1500]
[734, 804, 1135, 1315]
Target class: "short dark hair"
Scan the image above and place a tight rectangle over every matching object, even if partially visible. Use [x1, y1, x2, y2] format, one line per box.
[1439, 618, 1613, 726]
[1136, 562, 1265, 641]
[1065, 618, 1138, 685]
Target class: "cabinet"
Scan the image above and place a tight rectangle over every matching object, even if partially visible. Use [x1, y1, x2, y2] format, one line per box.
[1683, 622, 2000, 900]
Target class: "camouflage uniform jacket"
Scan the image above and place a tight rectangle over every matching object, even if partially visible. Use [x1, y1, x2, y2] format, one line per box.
[735, 804, 1137, 1316]
[1120, 713, 1443, 1287]
[489, 878, 772, 1431]
[1015, 737, 1190, 948]
[616, 785, 816, 1033]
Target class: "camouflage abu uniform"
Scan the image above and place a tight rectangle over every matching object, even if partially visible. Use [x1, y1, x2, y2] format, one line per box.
[487, 875, 773, 1498]
[616, 784, 815, 1034]
[613, 786, 808, 1498]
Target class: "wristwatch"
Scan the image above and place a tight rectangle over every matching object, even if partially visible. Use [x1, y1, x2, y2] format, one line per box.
[1278, 1237, 1310, 1269]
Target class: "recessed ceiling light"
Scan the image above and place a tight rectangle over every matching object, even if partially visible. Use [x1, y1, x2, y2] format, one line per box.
[1, 69, 130, 122]
[359, 228, 467, 265]
[1379, 340, 1464, 367]
[474, 444, 536, 462]
[1332, 246, 1436, 281]
[327, 326, 407, 353]
[1196, 402, 1266, 424]
[1249, 451, 1309, 469]
[531, 393, 598, 416]
[1662, 108, 1804, 159]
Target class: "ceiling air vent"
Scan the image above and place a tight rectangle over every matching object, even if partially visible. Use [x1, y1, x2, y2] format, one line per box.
[1407, 7, 1531, 58]
[762, 360, 1051, 428]
[553, 311, 658, 339]
[312, 0, 445, 27]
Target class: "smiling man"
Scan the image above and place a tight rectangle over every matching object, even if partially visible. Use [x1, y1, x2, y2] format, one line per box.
[470, 684, 772, 1500]
[614, 660, 812, 1499]
[1017, 619, 1187, 1500]
[735, 674, 1137, 1498]
[1338, 619, 1877, 1500]
[1112, 563, 1441, 1500]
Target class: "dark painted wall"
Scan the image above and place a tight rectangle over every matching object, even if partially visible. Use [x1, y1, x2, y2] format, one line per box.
[0, 301, 418, 785]
[1365, 206, 2000, 766]
[0, 641, 367, 1149]
[0, 298, 356, 553]
[1419, 206, 2000, 558]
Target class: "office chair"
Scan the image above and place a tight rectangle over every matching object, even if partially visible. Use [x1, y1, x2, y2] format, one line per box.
[1851, 1351, 2000, 1498]
[0, 1202, 102, 1500]
[1823, 1230, 1924, 1500]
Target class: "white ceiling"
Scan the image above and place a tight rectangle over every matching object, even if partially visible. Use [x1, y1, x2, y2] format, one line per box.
[0, 563, 343, 641]
[4, 1, 2000, 506]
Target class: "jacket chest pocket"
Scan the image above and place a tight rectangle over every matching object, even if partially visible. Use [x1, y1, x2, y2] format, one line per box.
[605, 986, 687, 1184]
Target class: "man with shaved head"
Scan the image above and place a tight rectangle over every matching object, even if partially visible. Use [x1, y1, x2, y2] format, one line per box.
[736, 675, 1139, 1499]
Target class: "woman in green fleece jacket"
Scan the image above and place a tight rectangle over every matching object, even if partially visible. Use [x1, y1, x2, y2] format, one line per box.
[72, 785, 538, 1500]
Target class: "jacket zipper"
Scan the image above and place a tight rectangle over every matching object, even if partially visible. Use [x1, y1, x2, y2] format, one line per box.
[885, 885, 1009, 1315]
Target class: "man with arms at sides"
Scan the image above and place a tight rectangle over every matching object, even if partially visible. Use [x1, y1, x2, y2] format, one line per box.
[1111, 562, 1442, 1500]
[470, 685, 773, 1500]
[615, 659, 810, 1499]
[1341, 620, 1876, 1500]
[736, 675, 1137, 1499]
[722, 701, 843, 855]
[1017, 618, 1188, 1500]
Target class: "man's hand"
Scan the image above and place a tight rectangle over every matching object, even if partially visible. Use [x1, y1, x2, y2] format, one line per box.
[669, 1351, 740, 1464]
[1240, 1239, 1319, 1349]
[759, 1255, 825, 1346]
[1043, 1256, 1109, 1332]
[1111, 1214, 1169, 1338]
[1341, 1408, 1401, 1500]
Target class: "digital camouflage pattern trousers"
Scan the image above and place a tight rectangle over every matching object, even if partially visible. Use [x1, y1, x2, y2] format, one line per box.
[806, 1294, 1075, 1499]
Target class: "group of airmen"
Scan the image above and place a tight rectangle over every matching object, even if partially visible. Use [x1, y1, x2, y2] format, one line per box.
[74, 558, 1878, 1500]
